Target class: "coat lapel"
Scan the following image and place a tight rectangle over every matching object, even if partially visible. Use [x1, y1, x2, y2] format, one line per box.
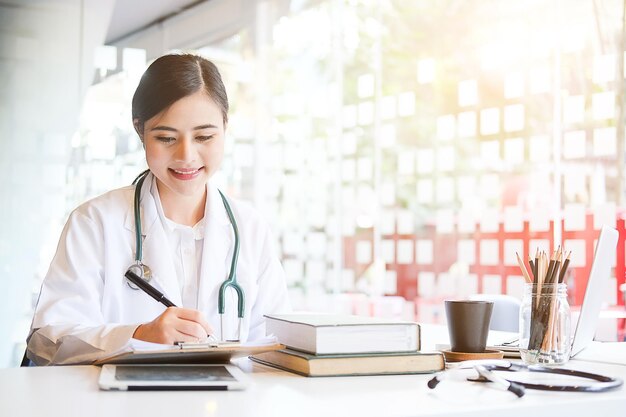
[122, 173, 182, 307]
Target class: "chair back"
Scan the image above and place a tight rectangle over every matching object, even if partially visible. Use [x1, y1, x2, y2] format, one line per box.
[468, 293, 521, 332]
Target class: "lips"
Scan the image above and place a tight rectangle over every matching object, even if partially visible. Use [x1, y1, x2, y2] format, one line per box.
[168, 167, 203, 180]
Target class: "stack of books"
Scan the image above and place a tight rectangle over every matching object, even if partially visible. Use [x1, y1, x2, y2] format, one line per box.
[250, 313, 444, 377]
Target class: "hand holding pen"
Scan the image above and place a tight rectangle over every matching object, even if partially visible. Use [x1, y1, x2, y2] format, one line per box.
[125, 270, 214, 344]
[132, 308, 214, 345]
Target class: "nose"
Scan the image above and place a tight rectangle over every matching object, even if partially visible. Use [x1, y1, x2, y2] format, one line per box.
[174, 137, 196, 162]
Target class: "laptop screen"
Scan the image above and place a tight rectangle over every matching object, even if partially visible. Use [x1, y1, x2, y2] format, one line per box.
[570, 225, 618, 356]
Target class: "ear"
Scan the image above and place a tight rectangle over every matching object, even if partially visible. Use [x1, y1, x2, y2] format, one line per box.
[133, 118, 144, 142]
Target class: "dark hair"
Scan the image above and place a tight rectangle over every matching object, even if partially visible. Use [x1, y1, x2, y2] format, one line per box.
[132, 53, 229, 132]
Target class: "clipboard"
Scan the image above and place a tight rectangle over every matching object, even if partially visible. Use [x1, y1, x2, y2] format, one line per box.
[94, 342, 285, 365]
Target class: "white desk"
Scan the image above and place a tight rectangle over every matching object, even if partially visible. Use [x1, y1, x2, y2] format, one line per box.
[1, 359, 626, 417]
[2, 326, 625, 417]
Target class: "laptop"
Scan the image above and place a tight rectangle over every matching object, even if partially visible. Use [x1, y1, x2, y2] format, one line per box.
[492, 225, 619, 358]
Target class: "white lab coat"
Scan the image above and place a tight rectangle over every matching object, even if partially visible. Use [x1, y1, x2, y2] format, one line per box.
[26, 174, 291, 365]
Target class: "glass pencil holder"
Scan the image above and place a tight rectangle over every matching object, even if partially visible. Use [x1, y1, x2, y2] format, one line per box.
[519, 283, 571, 366]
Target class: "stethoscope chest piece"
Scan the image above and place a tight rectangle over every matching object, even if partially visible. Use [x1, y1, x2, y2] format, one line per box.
[126, 262, 153, 290]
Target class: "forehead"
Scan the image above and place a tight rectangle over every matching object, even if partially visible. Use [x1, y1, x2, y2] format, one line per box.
[146, 90, 223, 128]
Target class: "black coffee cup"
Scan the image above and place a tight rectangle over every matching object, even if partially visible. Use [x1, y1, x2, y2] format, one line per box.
[445, 300, 494, 353]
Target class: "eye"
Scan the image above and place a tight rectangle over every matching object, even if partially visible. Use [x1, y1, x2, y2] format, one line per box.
[155, 136, 176, 143]
[196, 135, 214, 142]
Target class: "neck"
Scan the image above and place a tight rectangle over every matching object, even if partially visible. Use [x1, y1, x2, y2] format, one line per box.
[156, 181, 206, 226]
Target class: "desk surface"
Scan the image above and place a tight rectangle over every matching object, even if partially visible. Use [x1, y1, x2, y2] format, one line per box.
[3, 326, 626, 417]
[2, 359, 626, 417]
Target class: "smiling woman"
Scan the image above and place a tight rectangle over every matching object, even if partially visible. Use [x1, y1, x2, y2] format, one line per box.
[132, 56, 230, 227]
[24, 53, 291, 365]
[141, 90, 226, 226]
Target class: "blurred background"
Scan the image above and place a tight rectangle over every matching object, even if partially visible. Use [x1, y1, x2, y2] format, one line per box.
[1, 0, 626, 367]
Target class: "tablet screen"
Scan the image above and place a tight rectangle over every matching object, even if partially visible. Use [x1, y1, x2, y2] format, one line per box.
[115, 365, 236, 382]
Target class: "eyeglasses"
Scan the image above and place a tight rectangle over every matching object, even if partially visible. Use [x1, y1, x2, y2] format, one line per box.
[427, 359, 623, 397]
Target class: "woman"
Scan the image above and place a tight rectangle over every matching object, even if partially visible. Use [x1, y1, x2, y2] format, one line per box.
[26, 54, 291, 365]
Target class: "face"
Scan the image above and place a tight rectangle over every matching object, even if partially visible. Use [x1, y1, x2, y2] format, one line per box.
[139, 90, 226, 203]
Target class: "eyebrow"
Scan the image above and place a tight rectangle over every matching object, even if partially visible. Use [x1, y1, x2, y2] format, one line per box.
[150, 124, 218, 132]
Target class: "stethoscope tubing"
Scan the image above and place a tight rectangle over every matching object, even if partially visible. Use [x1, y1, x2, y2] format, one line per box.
[217, 189, 244, 318]
[132, 170, 150, 263]
[495, 363, 624, 392]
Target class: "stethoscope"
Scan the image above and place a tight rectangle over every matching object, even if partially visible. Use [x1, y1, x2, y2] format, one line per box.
[427, 360, 623, 397]
[125, 169, 245, 341]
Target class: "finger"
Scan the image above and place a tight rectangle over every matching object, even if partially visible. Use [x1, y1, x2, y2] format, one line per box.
[171, 331, 201, 344]
[174, 308, 213, 336]
[174, 319, 210, 340]
[172, 307, 203, 321]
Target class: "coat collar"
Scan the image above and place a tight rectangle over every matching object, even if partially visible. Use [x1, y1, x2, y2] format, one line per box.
[122, 173, 231, 233]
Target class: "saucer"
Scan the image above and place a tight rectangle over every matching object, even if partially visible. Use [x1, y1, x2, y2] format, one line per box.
[442, 349, 504, 362]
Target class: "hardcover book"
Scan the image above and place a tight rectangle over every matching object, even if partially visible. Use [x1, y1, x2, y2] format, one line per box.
[250, 348, 443, 377]
[264, 313, 420, 355]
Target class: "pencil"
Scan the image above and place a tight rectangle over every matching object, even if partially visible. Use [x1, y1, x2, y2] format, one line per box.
[516, 252, 533, 283]
[545, 248, 556, 285]
[539, 251, 547, 284]
[528, 257, 536, 281]
[558, 251, 571, 283]
[534, 248, 539, 281]
[535, 252, 546, 309]
[549, 247, 562, 284]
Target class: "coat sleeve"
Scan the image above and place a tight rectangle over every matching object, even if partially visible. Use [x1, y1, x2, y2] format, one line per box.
[247, 220, 292, 341]
[26, 209, 139, 365]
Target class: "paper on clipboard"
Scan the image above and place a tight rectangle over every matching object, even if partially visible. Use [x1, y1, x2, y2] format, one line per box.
[94, 337, 284, 365]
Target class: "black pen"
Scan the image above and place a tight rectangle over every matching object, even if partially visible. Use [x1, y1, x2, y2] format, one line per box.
[125, 270, 176, 307]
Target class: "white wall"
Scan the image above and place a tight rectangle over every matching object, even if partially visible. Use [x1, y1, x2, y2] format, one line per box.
[0, 0, 114, 367]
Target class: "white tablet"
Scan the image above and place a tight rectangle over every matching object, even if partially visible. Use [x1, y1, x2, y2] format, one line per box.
[98, 364, 250, 391]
